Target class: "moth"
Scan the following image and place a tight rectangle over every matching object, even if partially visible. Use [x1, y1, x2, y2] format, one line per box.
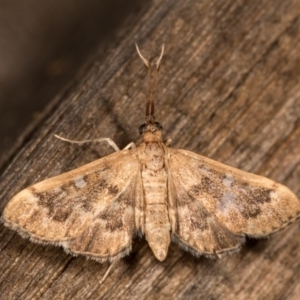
[2, 45, 300, 275]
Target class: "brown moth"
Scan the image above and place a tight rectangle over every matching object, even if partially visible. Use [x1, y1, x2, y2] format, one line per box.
[2, 45, 300, 274]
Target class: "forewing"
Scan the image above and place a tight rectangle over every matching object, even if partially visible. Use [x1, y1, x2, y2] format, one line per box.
[2, 149, 142, 262]
[167, 148, 300, 257]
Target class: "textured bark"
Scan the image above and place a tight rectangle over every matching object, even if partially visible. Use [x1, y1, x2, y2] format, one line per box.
[1, 0, 300, 299]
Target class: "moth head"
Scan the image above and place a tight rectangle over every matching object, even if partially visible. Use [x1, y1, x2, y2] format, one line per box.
[139, 121, 163, 142]
[139, 121, 163, 134]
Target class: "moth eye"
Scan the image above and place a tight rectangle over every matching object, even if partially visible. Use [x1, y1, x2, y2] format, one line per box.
[154, 122, 163, 131]
[139, 123, 147, 135]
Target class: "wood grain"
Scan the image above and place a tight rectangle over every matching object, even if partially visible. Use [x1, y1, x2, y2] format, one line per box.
[1, 0, 300, 299]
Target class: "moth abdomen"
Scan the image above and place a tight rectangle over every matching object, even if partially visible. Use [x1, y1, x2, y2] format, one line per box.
[144, 204, 171, 261]
[141, 154, 171, 261]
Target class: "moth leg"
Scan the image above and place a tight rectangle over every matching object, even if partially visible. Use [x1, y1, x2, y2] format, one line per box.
[99, 261, 118, 285]
[54, 134, 120, 152]
[123, 142, 136, 150]
[164, 138, 172, 146]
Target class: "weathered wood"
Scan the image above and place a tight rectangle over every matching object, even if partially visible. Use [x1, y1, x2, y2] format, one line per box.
[1, 0, 300, 299]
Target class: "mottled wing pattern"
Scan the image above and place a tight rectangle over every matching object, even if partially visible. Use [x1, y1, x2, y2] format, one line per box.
[2, 149, 143, 262]
[167, 148, 300, 257]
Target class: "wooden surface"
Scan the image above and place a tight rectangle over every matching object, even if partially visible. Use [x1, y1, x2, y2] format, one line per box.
[0, 0, 143, 167]
[1, 0, 300, 299]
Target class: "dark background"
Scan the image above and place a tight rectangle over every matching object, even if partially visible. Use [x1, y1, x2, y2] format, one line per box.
[0, 0, 142, 163]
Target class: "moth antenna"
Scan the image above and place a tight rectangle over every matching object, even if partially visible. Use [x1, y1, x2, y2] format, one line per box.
[135, 43, 152, 121]
[155, 43, 165, 72]
[135, 43, 150, 68]
[150, 43, 165, 119]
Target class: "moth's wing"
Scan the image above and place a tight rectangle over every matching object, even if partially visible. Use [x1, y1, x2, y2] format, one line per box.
[2, 149, 143, 262]
[167, 148, 300, 257]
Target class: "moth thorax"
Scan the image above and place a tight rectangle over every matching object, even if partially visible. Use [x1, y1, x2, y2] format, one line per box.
[144, 143, 165, 171]
[142, 131, 163, 143]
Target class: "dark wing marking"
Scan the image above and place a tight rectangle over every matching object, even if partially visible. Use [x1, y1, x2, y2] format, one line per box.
[2, 149, 143, 262]
[167, 148, 300, 257]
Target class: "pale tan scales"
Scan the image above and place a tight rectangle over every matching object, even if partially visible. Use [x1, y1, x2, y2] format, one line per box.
[139, 141, 170, 261]
[2, 45, 300, 279]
